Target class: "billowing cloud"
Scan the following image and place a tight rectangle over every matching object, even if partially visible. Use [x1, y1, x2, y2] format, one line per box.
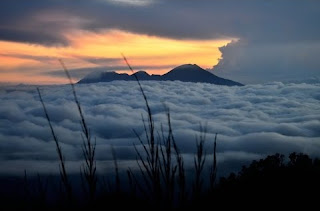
[212, 39, 320, 84]
[0, 81, 319, 176]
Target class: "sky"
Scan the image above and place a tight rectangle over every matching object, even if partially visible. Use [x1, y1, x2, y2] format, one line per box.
[1, 0, 320, 84]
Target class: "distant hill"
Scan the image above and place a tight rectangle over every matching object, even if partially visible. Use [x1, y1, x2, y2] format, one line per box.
[78, 64, 243, 86]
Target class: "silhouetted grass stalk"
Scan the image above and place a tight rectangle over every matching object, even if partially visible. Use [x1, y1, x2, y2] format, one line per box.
[122, 54, 163, 203]
[171, 128, 187, 205]
[37, 88, 73, 202]
[23, 170, 31, 208]
[36, 173, 48, 207]
[193, 125, 207, 197]
[159, 108, 180, 207]
[59, 59, 97, 202]
[111, 146, 120, 193]
[121, 54, 194, 208]
[126, 169, 137, 197]
[210, 133, 218, 191]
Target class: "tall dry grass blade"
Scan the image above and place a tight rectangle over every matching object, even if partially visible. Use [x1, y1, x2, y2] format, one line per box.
[164, 108, 187, 206]
[132, 143, 152, 191]
[59, 59, 97, 201]
[127, 168, 150, 200]
[37, 87, 72, 202]
[36, 173, 48, 207]
[111, 145, 120, 192]
[80, 136, 97, 201]
[127, 170, 137, 196]
[193, 124, 207, 197]
[23, 170, 30, 198]
[159, 106, 177, 208]
[23, 169, 31, 208]
[122, 54, 155, 146]
[122, 54, 162, 202]
[210, 133, 218, 191]
[59, 59, 89, 138]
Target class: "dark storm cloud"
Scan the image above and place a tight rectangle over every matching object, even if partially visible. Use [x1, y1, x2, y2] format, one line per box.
[0, 1, 70, 45]
[1, 0, 320, 45]
[0, 81, 319, 175]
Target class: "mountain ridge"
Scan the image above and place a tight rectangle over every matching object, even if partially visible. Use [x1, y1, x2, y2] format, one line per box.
[78, 64, 243, 86]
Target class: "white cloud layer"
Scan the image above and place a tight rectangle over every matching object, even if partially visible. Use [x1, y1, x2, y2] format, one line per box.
[0, 81, 319, 176]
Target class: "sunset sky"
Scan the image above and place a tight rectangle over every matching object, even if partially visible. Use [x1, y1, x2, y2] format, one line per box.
[0, 30, 232, 84]
[1, 0, 320, 84]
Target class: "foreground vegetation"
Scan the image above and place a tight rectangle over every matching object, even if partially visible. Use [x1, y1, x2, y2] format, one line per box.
[1, 152, 319, 210]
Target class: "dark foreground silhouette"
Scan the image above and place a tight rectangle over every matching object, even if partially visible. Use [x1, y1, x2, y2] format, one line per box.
[1, 152, 319, 210]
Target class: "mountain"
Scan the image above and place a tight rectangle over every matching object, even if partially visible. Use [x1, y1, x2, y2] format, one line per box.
[78, 64, 243, 86]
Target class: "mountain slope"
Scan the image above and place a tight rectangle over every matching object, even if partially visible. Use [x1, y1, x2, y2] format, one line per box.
[162, 64, 243, 85]
[78, 64, 243, 86]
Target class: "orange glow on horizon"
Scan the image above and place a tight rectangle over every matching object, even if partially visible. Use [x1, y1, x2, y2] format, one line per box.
[0, 72, 68, 85]
[0, 29, 233, 84]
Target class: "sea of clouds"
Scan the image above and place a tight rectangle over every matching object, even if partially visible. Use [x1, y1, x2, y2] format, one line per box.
[0, 81, 319, 176]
